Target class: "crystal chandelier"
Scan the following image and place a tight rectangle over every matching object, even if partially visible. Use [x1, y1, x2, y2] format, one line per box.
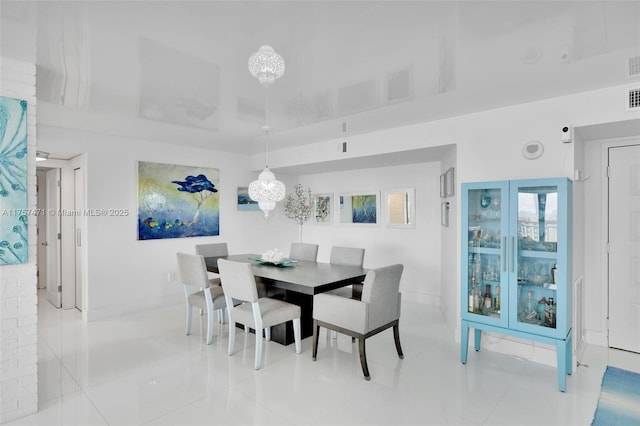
[248, 45, 285, 87]
[248, 45, 286, 218]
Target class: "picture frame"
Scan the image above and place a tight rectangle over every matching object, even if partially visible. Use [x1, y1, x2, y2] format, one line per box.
[383, 188, 416, 228]
[313, 193, 333, 224]
[445, 167, 455, 197]
[440, 167, 455, 198]
[237, 186, 260, 211]
[0, 97, 28, 264]
[337, 191, 379, 225]
[137, 161, 220, 240]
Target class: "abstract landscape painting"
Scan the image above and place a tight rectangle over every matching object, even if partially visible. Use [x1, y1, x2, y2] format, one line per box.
[137, 161, 220, 240]
[352, 194, 377, 223]
[0, 96, 28, 264]
[237, 186, 260, 211]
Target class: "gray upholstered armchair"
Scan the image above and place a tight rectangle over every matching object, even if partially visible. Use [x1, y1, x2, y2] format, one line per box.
[312, 263, 404, 380]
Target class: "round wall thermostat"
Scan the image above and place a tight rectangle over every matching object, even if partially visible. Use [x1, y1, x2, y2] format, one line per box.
[522, 140, 544, 160]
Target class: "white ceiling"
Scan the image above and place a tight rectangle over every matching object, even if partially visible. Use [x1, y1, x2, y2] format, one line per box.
[2, 1, 639, 158]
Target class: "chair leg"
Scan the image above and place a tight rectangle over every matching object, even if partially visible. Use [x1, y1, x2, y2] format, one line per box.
[206, 308, 214, 345]
[185, 304, 193, 335]
[332, 330, 338, 338]
[217, 309, 224, 324]
[228, 319, 236, 356]
[254, 328, 263, 370]
[265, 327, 271, 341]
[358, 338, 370, 381]
[293, 318, 301, 355]
[312, 320, 319, 361]
[393, 324, 404, 359]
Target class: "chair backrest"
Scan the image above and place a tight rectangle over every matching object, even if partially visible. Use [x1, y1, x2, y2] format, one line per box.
[289, 242, 319, 262]
[195, 242, 229, 258]
[176, 252, 211, 289]
[217, 259, 259, 303]
[329, 246, 365, 267]
[361, 264, 404, 329]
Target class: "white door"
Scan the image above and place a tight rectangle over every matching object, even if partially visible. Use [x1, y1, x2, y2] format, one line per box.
[36, 171, 47, 289]
[608, 144, 640, 353]
[74, 167, 83, 310]
[46, 168, 62, 308]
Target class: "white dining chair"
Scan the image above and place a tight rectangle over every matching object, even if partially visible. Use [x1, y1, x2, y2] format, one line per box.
[218, 259, 302, 370]
[327, 246, 365, 337]
[289, 242, 319, 262]
[195, 242, 228, 323]
[176, 252, 227, 345]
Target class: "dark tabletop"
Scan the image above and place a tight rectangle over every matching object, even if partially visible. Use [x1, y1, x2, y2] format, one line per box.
[204, 254, 367, 295]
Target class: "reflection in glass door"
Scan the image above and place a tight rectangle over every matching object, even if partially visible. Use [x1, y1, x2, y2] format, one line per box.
[515, 185, 559, 330]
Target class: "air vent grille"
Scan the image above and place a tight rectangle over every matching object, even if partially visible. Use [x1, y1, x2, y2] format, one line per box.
[628, 56, 640, 77]
[627, 87, 640, 111]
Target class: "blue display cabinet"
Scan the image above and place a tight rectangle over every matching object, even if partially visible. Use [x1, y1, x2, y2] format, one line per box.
[460, 178, 572, 391]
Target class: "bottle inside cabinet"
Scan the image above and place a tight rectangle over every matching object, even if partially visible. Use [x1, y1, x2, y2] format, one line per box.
[467, 251, 501, 318]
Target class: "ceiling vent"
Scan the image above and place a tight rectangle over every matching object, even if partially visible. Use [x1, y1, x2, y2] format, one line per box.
[627, 56, 640, 78]
[626, 86, 640, 111]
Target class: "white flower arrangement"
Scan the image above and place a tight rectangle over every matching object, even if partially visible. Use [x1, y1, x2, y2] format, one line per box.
[261, 248, 284, 262]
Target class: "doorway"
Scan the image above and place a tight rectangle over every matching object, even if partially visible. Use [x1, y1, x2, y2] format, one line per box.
[608, 143, 640, 353]
[36, 156, 86, 311]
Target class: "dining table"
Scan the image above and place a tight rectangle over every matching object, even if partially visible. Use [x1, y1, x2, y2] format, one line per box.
[204, 253, 367, 345]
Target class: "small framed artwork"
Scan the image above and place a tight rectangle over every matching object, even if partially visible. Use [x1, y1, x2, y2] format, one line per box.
[313, 193, 333, 224]
[337, 191, 379, 225]
[445, 167, 455, 197]
[440, 167, 455, 198]
[383, 188, 415, 228]
[237, 187, 260, 211]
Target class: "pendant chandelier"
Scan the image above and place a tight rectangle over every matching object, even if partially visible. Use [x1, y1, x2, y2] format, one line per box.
[248, 126, 285, 218]
[247, 44, 286, 218]
[248, 45, 285, 87]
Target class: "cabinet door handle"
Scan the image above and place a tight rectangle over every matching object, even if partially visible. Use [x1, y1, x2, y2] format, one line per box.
[502, 237, 507, 272]
[510, 237, 515, 273]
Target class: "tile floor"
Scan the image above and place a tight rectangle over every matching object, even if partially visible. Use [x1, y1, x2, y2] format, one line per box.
[7, 290, 640, 425]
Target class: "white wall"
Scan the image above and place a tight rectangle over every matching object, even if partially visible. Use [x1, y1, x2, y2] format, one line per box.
[0, 57, 38, 424]
[37, 126, 304, 321]
[298, 162, 442, 304]
[37, 84, 640, 369]
[264, 84, 639, 365]
[439, 147, 458, 334]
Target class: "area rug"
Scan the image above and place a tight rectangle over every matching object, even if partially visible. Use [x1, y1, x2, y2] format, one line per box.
[591, 366, 640, 425]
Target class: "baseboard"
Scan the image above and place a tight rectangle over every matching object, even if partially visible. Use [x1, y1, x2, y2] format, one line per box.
[85, 293, 182, 322]
[462, 329, 571, 370]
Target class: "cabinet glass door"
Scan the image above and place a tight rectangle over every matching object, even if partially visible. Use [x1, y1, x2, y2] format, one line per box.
[463, 182, 509, 326]
[512, 183, 560, 333]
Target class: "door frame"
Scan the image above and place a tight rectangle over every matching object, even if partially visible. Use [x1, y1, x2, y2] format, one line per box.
[38, 155, 88, 313]
[601, 138, 639, 348]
